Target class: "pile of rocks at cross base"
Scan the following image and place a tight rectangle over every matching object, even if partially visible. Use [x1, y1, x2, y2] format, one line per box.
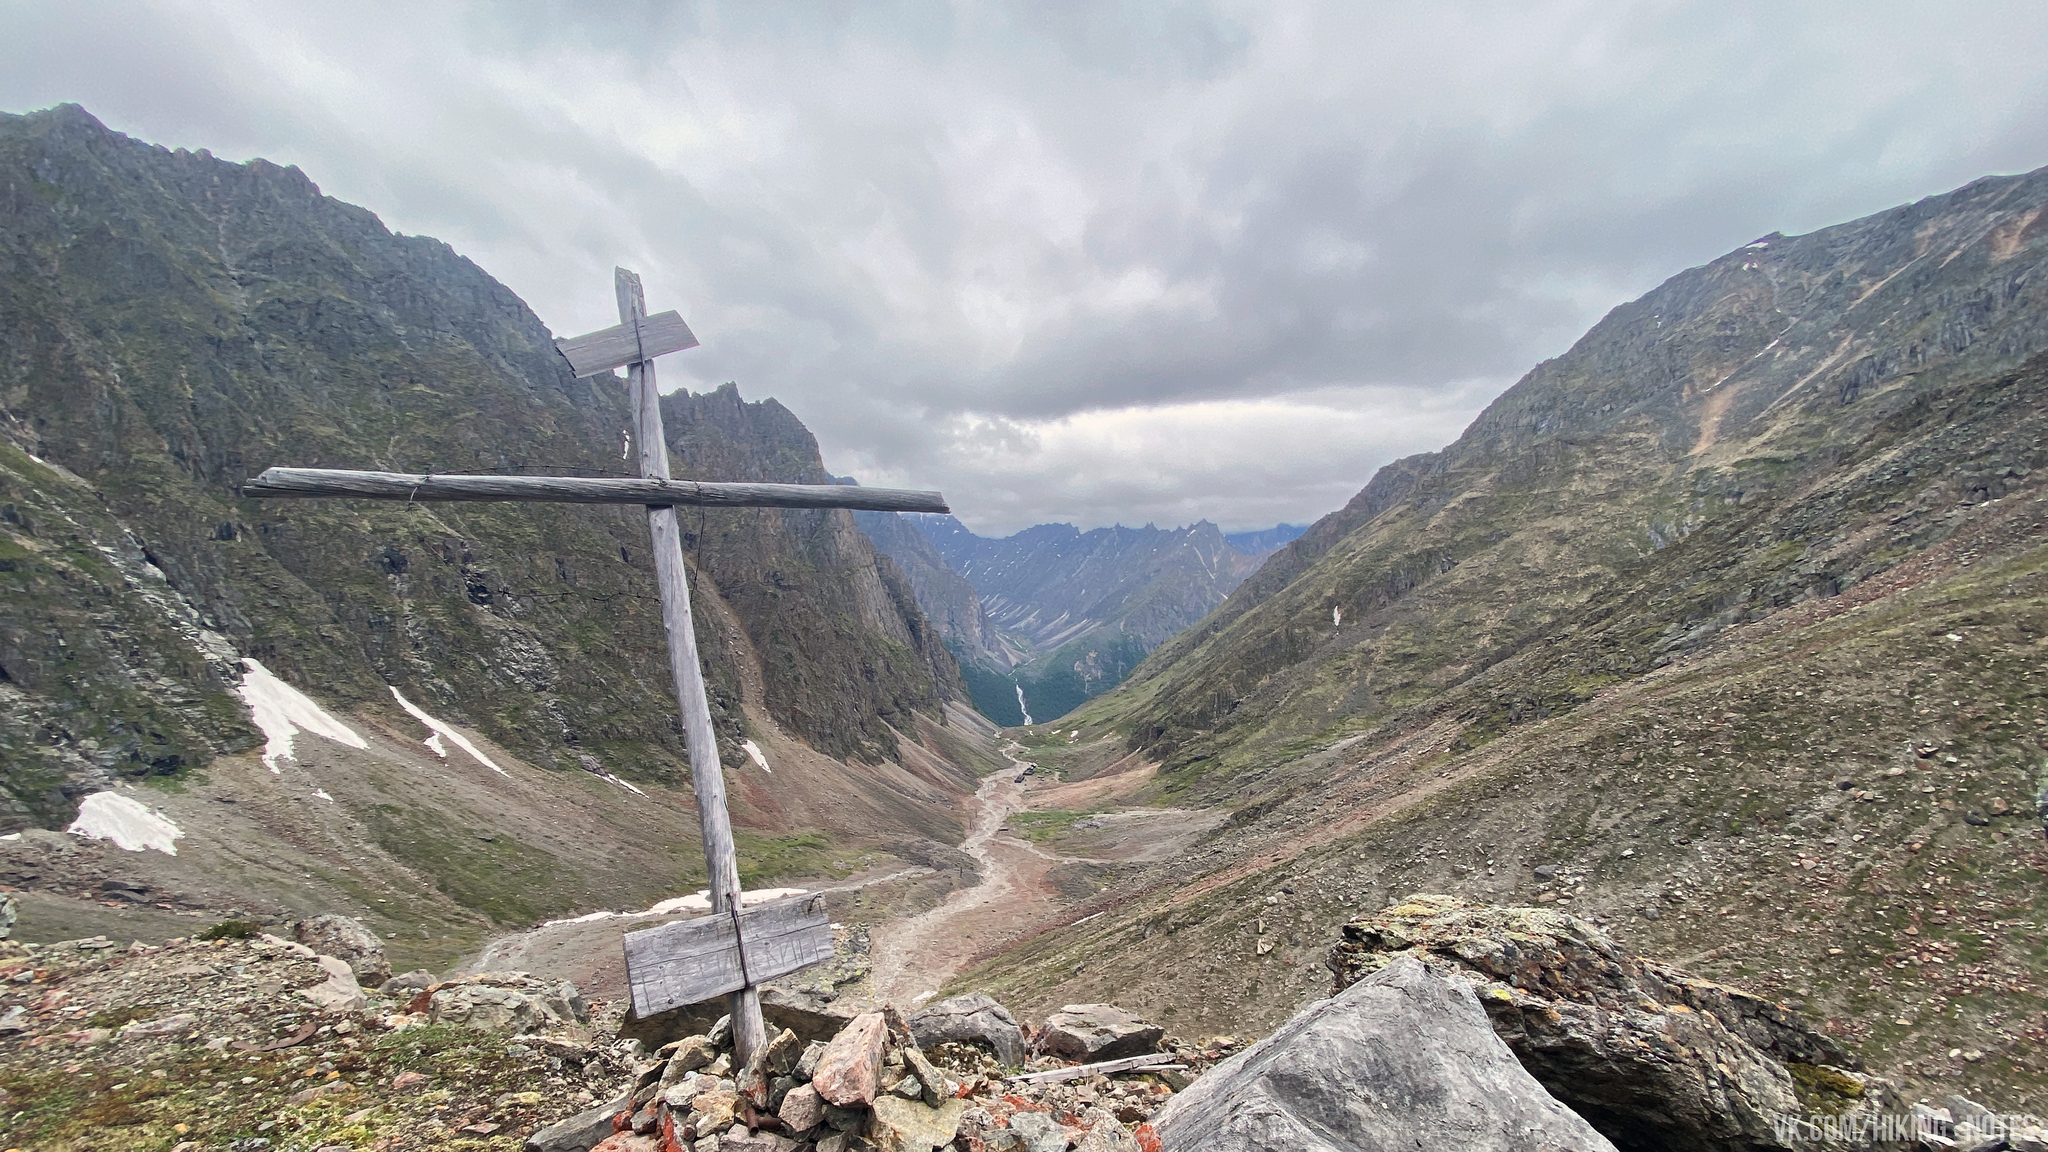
[532, 996, 1207, 1152]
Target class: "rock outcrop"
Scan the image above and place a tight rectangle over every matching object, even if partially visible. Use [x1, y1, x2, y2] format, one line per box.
[907, 992, 1026, 1068]
[1327, 896, 1884, 1152]
[1153, 956, 1617, 1152]
[290, 913, 391, 985]
[419, 972, 591, 1035]
[1037, 1004, 1164, 1063]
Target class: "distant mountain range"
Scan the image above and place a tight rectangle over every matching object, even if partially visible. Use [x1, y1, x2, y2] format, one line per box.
[859, 514, 1301, 724]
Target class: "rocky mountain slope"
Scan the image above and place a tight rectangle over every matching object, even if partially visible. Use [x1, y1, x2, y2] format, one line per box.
[962, 164, 2048, 1114]
[874, 516, 1264, 724]
[0, 104, 998, 965]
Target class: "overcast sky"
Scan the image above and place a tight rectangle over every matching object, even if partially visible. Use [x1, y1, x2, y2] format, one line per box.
[7, 2, 2048, 534]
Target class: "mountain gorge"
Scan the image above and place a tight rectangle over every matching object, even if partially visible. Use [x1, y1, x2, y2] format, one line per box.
[863, 515, 1269, 724]
[0, 105, 996, 964]
[963, 165, 2048, 1111]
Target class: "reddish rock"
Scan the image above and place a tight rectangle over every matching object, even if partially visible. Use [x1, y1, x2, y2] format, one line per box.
[811, 1011, 888, 1107]
[779, 1082, 825, 1132]
[591, 1134, 657, 1152]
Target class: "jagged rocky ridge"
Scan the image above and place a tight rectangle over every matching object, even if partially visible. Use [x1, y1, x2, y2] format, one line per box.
[0, 103, 963, 820]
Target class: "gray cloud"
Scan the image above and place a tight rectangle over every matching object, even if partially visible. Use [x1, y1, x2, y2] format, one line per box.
[4, 1, 2046, 533]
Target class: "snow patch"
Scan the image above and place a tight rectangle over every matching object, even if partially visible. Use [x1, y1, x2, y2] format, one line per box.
[66, 792, 183, 855]
[313, 790, 333, 802]
[236, 659, 368, 773]
[1015, 684, 1035, 726]
[389, 687, 508, 777]
[740, 739, 771, 773]
[595, 772, 646, 796]
[540, 886, 809, 927]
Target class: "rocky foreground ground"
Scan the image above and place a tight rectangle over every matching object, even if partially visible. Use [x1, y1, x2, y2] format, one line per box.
[1, 896, 2040, 1151]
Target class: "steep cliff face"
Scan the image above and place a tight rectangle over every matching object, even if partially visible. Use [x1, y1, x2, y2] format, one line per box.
[0, 106, 985, 953]
[663, 386, 966, 764]
[854, 507, 1010, 668]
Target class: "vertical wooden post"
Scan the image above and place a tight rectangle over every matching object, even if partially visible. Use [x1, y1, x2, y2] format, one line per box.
[615, 267, 768, 1066]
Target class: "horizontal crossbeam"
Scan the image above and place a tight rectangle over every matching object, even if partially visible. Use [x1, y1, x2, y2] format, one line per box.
[556, 310, 699, 377]
[241, 467, 949, 513]
[623, 893, 834, 1017]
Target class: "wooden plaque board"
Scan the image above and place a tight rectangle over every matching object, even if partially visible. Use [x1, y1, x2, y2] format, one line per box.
[623, 892, 833, 1018]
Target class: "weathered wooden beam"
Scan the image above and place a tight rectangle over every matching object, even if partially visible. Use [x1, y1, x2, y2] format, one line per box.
[622, 893, 835, 1018]
[555, 309, 699, 377]
[613, 266, 766, 1065]
[241, 468, 949, 513]
[1007, 1054, 1186, 1085]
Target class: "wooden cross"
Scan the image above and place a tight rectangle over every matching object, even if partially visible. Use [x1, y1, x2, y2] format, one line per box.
[245, 267, 949, 1065]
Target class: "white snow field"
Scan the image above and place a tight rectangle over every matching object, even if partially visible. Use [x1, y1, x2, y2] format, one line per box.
[389, 686, 508, 777]
[66, 792, 184, 854]
[235, 658, 369, 772]
[740, 738, 772, 773]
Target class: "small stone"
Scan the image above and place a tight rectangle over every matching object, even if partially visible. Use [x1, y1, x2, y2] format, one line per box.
[1008, 1111, 1070, 1152]
[870, 1095, 968, 1152]
[378, 969, 435, 996]
[823, 1102, 868, 1132]
[764, 1026, 803, 1075]
[391, 1070, 430, 1090]
[812, 1012, 889, 1106]
[893, 1074, 924, 1099]
[901, 1046, 947, 1106]
[300, 955, 366, 1014]
[1074, 1116, 1140, 1152]
[689, 1086, 739, 1133]
[779, 1082, 825, 1132]
[796, 1039, 829, 1080]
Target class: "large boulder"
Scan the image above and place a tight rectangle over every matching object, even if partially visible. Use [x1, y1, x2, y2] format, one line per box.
[1153, 956, 1616, 1152]
[427, 973, 590, 1034]
[1327, 895, 1882, 1152]
[291, 914, 391, 985]
[908, 993, 1026, 1067]
[1038, 1003, 1162, 1062]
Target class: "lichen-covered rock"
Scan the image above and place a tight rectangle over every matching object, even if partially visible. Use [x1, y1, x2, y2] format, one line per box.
[426, 974, 588, 1034]
[1154, 956, 1616, 1152]
[290, 914, 391, 985]
[1327, 895, 1881, 1152]
[870, 1095, 968, 1152]
[907, 992, 1025, 1068]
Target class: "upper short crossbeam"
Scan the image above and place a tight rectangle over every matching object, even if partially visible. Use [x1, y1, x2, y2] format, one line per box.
[555, 310, 699, 377]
